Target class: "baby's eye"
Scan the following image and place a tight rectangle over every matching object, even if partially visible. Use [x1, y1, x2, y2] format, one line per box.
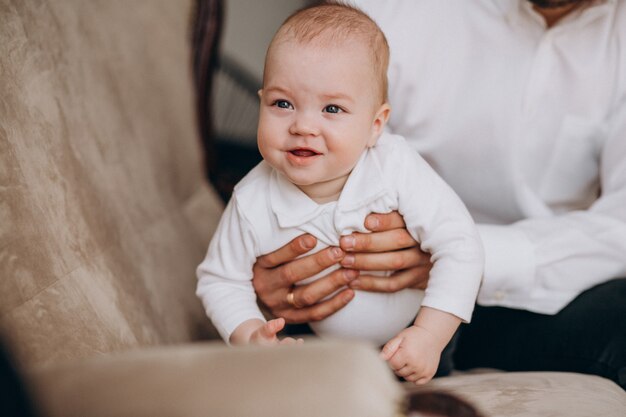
[273, 100, 293, 109]
[323, 105, 342, 114]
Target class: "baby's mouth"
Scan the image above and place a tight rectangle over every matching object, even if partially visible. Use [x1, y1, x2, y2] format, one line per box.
[289, 148, 321, 157]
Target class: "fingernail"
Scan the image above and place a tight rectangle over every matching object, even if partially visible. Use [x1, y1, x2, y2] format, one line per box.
[349, 279, 360, 289]
[330, 247, 343, 259]
[341, 254, 355, 266]
[366, 216, 379, 230]
[343, 269, 358, 281]
[341, 235, 355, 250]
[302, 235, 315, 249]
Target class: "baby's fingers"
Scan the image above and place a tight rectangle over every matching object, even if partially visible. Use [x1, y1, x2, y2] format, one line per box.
[405, 367, 435, 385]
[395, 365, 414, 378]
[401, 370, 432, 385]
[278, 337, 305, 346]
[404, 373, 419, 383]
[258, 318, 286, 341]
[380, 336, 402, 361]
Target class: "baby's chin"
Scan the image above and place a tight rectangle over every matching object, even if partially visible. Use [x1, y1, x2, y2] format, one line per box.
[287, 176, 318, 187]
[272, 168, 318, 186]
[284, 174, 326, 192]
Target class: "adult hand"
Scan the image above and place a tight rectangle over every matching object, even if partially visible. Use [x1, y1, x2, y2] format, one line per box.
[252, 234, 357, 324]
[339, 211, 432, 292]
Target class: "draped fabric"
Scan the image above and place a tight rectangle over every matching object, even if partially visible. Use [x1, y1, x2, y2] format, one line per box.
[0, 0, 223, 366]
[192, 0, 224, 182]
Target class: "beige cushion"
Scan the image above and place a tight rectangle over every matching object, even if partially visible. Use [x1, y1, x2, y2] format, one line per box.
[27, 340, 404, 417]
[408, 371, 626, 417]
[0, 0, 222, 367]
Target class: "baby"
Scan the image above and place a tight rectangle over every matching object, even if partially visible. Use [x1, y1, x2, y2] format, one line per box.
[197, 2, 484, 384]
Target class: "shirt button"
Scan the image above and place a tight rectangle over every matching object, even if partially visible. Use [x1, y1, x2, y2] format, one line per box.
[494, 290, 506, 301]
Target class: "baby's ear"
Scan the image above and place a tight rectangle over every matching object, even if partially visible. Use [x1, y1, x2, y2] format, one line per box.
[368, 102, 391, 147]
[257, 89, 263, 99]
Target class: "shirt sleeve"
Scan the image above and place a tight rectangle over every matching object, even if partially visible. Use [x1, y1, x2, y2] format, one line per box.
[196, 196, 266, 342]
[393, 142, 485, 322]
[477, 100, 626, 314]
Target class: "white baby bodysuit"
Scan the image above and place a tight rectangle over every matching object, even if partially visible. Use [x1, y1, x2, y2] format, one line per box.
[197, 133, 484, 345]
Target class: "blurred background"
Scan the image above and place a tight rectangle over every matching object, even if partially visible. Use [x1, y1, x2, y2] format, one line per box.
[211, 0, 309, 201]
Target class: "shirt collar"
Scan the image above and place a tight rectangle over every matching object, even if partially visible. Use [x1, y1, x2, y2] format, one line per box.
[269, 146, 388, 228]
[494, 0, 615, 29]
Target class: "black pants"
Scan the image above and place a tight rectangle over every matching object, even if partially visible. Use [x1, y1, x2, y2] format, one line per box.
[453, 278, 626, 389]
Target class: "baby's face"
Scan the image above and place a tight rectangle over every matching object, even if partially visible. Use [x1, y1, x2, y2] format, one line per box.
[257, 39, 388, 200]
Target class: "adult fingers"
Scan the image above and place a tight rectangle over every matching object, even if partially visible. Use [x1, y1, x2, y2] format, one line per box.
[288, 268, 359, 308]
[255, 234, 317, 268]
[253, 246, 346, 300]
[364, 211, 406, 232]
[276, 247, 346, 287]
[340, 228, 417, 253]
[350, 265, 430, 292]
[341, 247, 429, 271]
[277, 288, 355, 323]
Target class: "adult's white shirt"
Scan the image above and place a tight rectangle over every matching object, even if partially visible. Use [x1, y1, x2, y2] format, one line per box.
[353, 0, 626, 314]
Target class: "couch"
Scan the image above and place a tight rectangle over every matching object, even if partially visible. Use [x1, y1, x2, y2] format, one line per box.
[1, 1, 624, 416]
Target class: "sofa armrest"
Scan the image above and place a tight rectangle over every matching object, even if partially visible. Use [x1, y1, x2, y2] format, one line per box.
[25, 340, 404, 417]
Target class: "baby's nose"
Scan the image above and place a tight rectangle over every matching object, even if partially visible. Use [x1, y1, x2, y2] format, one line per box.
[289, 112, 319, 136]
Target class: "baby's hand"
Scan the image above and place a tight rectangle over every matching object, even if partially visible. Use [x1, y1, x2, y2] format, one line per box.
[380, 325, 442, 385]
[249, 318, 304, 346]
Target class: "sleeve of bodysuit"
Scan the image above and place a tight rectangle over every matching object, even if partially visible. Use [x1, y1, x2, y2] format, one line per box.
[393, 140, 485, 322]
[196, 196, 266, 342]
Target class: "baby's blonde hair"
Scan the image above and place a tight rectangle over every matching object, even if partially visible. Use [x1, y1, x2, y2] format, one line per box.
[265, 1, 389, 103]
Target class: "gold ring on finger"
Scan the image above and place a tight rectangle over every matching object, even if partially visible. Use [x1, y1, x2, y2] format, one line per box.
[286, 290, 303, 309]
